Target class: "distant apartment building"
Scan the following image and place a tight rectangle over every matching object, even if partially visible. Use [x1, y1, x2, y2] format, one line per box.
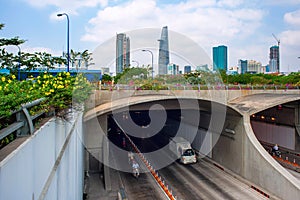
[269, 45, 279, 73]
[116, 33, 130, 74]
[184, 65, 191, 74]
[167, 63, 179, 75]
[247, 60, 263, 74]
[158, 26, 170, 75]
[101, 67, 110, 75]
[265, 65, 270, 73]
[238, 59, 263, 74]
[227, 66, 239, 75]
[196, 64, 209, 72]
[213, 45, 228, 71]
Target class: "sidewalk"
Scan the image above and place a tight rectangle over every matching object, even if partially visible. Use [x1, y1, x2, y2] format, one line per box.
[85, 169, 122, 200]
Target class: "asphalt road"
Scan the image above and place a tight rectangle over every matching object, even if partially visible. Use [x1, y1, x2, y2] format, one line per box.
[156, 159, 270, 200]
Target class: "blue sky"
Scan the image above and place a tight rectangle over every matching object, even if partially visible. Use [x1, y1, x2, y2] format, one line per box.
[1, 0, 300, 73]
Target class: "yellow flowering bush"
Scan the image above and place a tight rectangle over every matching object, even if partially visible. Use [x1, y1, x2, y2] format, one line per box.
[0, 72, 93, 120]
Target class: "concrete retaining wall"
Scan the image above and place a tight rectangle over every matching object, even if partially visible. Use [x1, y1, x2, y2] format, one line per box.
[212, 114, 245, 175]
[0, 112, 84, 200]
[251, 121, 295, 150]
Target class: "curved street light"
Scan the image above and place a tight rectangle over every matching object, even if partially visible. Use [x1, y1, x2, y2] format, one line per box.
[132, 60, 139, 67]
[142, 49, 154, 79]
[57, 13, 70, 72]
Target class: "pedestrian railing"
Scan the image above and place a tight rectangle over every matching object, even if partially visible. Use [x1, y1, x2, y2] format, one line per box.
[0, 98, 52, 149]
[97, 84, 300, 91]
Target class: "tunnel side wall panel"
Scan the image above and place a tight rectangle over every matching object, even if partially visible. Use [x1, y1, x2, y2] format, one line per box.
[243, 117, 300, 200]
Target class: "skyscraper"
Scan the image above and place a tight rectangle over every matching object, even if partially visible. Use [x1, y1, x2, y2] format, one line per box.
[116, 33, 130, 74]
[238, 59, 247, 74]
[184, 65, 191, 74]
[158, 26, 170, 75]
[269, 45, 279, 73]
[167, 63, 179, 75]
[213, 45, 228, 71]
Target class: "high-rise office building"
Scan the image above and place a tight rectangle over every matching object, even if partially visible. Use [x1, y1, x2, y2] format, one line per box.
[116, 33, 130, 74]
[269, 45, 279, 73]
[184, 65, 191, 74]
[238, 59, 247, 74]
[167, 63, 179, 75]
[213, 45, 228, 71]
[158, 26, 170, 75]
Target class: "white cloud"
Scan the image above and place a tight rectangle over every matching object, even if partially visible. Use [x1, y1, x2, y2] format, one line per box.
[82, 0, 264, 45]
[23, 0, 108, 16]
[263, 0, 300, 6]
[280, 30, 300, 46]
[217, 0, 244, 8]
[284, 10, 300, 26]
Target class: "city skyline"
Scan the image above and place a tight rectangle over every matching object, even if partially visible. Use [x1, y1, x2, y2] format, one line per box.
[1, 1, 300, 72]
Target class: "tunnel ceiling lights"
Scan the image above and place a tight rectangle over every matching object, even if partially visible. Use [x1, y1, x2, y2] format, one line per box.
[251, 114, 276, 122]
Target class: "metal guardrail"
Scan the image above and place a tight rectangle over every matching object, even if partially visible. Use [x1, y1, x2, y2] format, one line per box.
[0, 98, 48, 141]
[98, 84, 300, 91]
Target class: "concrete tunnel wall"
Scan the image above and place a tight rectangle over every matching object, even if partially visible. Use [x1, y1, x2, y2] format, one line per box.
[212, 113, 245, 175]
[84, 92, 300, 199]
[212, 106, 300, 200]
[242, 115, 300, 200]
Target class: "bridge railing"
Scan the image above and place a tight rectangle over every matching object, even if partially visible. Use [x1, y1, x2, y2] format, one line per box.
[98, 84, 300, 91]
[0, 97, 53, 150]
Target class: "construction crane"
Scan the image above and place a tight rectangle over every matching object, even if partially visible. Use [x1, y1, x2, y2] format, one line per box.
[272, 33, 280, 46]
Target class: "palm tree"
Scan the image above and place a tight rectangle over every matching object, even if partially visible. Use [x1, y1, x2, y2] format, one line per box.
[81, 50, 94, 69]
[69, 50, 81, 69]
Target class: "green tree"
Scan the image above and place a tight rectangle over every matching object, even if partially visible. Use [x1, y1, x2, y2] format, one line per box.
[81, 49, 94, 68]
[114, 67, 148, 84]
[68, 49, 94, 70]
[102, 74, 112, 82]
[0, 23, 66, 74]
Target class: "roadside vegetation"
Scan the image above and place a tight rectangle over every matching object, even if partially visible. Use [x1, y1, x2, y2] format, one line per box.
[103, 68, 300, 90]
[0, 23, 93, 148]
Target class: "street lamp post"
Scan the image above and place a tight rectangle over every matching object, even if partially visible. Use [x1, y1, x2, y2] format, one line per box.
[132, 60, 139, 67]
[298, 57, 300, 72]
[142, 49, 153, 79]
[57, 13, 70, 72]
[15, 45, 21, 80]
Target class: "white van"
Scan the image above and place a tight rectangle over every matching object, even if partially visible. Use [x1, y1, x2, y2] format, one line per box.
[169, 137, 197, 164]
